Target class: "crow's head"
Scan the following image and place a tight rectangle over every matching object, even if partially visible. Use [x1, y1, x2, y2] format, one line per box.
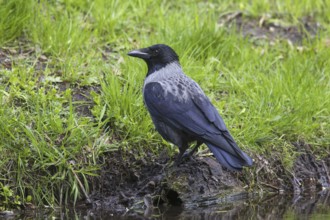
[128, 44, 179, 74]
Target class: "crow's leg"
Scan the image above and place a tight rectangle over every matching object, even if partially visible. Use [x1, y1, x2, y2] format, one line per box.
[174, 143, 189, 166]
[182, 141, 202, 159]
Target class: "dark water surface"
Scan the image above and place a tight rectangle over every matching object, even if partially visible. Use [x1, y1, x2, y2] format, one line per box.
[1, 190, 330, 220]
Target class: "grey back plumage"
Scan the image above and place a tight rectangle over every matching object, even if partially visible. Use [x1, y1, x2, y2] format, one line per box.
[144, 61, 203, 104]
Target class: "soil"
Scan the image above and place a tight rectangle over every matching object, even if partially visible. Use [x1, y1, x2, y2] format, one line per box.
[87, 149, 246, 212]
[6, 190, 330, 219]
[83, 145, 329, 216]
[218, 11, 322, 45]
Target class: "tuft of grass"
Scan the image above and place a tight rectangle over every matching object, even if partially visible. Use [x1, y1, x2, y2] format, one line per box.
[0, 0, 329, 207]
[0, 65, 101, 206]
[0, 0, 34, 45]
[95, 60, 159, 151]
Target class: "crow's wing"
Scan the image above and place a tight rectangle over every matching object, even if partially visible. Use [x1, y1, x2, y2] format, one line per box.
[191, 92, 228, 131]
[143, 82, 243, 157]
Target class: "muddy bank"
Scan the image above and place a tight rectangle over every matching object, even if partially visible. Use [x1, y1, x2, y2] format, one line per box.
[84, 14, 330, 214]
[86, 143, 330, 215]
[4, 190, 330, 219]
[88, 149, 247, 212]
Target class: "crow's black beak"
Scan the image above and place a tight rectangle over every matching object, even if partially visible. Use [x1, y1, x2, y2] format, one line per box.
[127, 48, 151, 59]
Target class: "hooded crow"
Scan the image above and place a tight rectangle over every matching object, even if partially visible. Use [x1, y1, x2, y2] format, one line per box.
[128, 44, 253, 171]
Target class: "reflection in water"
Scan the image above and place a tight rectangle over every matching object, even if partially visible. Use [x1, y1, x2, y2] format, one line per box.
[5, 190, 330, 219]
[162, 190, 330, 220]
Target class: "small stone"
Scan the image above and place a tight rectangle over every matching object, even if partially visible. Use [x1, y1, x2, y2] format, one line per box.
[0, 210, 14, 216]
[38, 55, 48, 62]
[147, 180, 155, 188]
[8, 48, 17, 54]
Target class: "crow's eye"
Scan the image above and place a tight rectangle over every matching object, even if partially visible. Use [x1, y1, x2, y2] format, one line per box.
[154, 49, 159, 55]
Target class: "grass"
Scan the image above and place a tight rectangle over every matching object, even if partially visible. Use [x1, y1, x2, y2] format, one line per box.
[0, 0, 329, 208]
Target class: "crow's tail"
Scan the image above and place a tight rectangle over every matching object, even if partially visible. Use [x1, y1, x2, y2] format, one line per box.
[206, 142, 253, 171]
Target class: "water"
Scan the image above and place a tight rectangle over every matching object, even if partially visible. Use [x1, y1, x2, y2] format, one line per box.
[1, 190, 330, 219]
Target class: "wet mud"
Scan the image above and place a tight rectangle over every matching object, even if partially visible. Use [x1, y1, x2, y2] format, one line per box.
[89, 149, 247, 212]
[86, 145, 330, 216]
[3, 188, 330, 219]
